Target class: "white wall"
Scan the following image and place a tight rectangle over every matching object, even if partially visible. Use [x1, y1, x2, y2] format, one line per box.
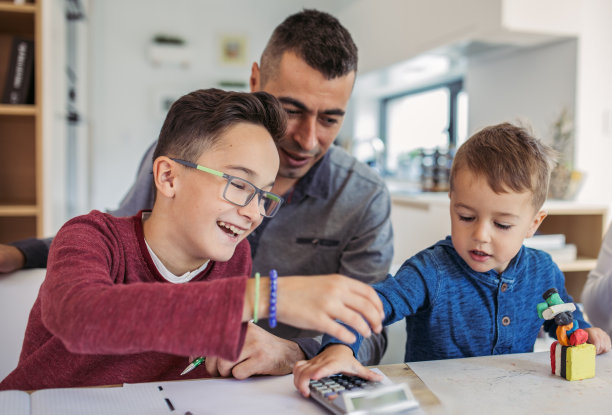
[465, 39, 577, 142]
[574, 0, 612, 216]
[84, 0, 351, 218]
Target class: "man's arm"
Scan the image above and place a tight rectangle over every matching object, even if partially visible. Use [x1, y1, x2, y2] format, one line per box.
[5, 237, 52, 270]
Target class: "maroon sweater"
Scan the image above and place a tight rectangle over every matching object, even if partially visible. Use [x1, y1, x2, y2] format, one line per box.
[0, 211, 250, 390]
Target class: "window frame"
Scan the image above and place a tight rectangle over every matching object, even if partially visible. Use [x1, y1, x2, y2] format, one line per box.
[379, 78, 464, 174]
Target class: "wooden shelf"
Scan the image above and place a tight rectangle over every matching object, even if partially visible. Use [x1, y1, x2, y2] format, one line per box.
[0, 0, 42, 242]
[557, 258, 598, 273]
[0, 3, 36, 13]
[0, 205, 39, 215]
[0, 104, 36, 116]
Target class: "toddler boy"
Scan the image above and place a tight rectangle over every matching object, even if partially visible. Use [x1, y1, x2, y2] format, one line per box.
[294, 122, 611, 395]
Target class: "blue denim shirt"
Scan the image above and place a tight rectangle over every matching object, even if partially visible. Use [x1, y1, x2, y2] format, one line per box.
[323, 236, 589, 362]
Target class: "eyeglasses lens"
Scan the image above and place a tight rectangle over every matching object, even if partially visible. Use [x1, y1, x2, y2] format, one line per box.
[224, 178, 280, 218]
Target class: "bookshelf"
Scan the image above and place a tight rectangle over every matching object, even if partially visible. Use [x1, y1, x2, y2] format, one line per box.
[389, 193, 608, 302]
[536, 201, 607, 302]
[0, 1, 42, 244]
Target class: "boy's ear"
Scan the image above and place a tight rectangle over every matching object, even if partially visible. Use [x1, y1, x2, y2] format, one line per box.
[526, 209, 548, 238]
[250, 62, 261, 92]
[153, 157, 178, 199]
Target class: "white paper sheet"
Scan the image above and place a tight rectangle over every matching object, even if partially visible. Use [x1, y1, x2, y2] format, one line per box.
[408, 351, 612, 415]
[144, 374, 327, 415]
[31, 384, 170, 415]
[0, 390, 30, 415]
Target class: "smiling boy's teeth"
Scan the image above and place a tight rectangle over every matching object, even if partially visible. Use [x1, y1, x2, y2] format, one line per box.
[218, 221, 245, 235]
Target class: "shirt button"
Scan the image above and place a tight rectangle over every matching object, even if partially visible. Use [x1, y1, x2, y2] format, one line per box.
[502, 316, 511, 326]
[501, 283, 508, 292]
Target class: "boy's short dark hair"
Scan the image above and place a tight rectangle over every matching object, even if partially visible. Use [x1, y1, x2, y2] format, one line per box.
[450, 122, 557, 209]
[153, 88, 286, 163]
[259, 9, 358, 86]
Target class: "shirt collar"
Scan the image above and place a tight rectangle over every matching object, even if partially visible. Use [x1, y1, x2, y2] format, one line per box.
[442, 235, 521, 285]
[289, 148, 333, 202]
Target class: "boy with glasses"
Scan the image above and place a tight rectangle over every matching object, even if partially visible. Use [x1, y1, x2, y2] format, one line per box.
[0, 89, 383, 391]
[0, 9, 393, 377]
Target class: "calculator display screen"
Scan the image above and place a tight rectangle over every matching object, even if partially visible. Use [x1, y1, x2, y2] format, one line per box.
[350, 389, 408, 410]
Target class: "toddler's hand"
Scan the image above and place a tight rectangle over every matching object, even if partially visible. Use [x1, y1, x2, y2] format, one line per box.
[585, 327, 611, 354]
[293, 344, 382, 397]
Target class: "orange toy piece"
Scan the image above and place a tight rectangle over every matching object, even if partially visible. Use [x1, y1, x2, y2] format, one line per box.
[556, 322, 573, 346]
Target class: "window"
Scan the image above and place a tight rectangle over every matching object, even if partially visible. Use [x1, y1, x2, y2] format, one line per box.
[380, 79, 466, 180]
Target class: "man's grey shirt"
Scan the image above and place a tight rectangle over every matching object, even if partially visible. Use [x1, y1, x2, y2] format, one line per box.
[13, 142, 394, 362]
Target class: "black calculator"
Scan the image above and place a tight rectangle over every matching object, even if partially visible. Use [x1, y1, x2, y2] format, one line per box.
[309, 373, 419, 414]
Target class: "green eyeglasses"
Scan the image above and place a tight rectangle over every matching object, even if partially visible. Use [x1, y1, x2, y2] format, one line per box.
[171, 158, 283, 218]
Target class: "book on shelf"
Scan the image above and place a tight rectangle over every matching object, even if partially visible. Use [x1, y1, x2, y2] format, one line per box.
[1, 35, 35, 105]
[523, 233, 566, 250]
[543, 243, 577, 264]
[524, 234, 577, 263]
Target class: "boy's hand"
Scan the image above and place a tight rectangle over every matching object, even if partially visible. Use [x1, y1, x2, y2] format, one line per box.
[277, 274, 384, 345]
[293, 344, 383, 397]
[585, 327, 611, 354]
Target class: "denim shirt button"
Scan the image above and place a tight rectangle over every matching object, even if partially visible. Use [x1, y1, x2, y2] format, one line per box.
[502, 316, 511, 326]
[501, 283, 508, 292]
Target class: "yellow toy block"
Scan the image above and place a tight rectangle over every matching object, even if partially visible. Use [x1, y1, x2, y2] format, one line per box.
[551, 341, 596, 381]
[566, 343, 596, 380]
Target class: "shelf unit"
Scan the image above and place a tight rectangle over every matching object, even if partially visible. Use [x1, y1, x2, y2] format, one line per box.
[536, 201, 607, 302]
[390, 193, 608, 302]
[0, 1, 42, 244]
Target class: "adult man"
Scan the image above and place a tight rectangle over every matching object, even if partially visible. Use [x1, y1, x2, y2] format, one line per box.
[0, 9, 393, 378]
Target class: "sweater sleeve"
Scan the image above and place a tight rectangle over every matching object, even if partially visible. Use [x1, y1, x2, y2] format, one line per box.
[41, 214, 248, 361]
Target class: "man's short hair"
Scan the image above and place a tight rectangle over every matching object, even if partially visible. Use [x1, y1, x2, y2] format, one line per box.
[450, 122, 558, 209]
[153, 88, 286, 163]
[259, 9, 358, 86]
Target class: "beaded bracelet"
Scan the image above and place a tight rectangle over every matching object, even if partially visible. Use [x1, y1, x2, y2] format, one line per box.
[253, 272, 260, 323]
[269, 269, 278, 328]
